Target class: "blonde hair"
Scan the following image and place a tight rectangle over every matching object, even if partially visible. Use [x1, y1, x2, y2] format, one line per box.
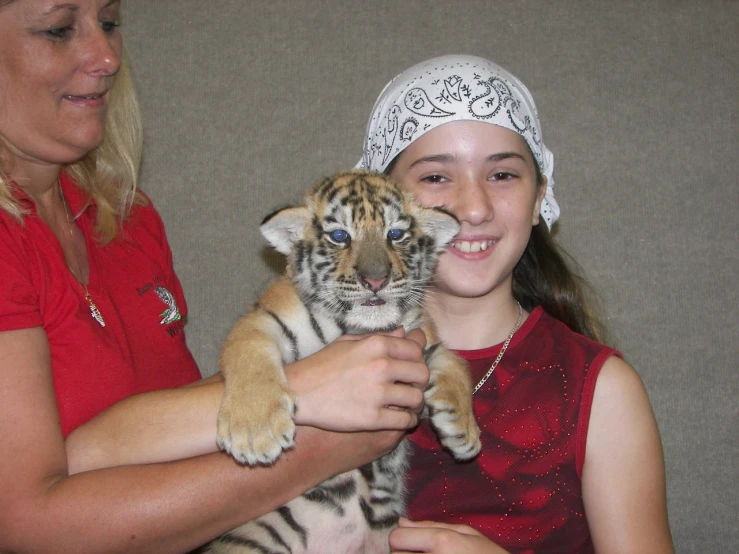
[0, 53, 145, 244]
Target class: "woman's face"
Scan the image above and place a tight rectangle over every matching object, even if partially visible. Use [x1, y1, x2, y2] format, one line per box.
[390, 121, 545, 300]
[0, 0, 122, 176]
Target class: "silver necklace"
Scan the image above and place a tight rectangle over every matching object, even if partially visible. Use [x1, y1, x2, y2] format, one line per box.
[60, 189, 106, 327]
[472, 302, 523, 394]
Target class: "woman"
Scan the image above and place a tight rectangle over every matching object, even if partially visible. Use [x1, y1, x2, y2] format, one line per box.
[356, 55, 675, 553]
[0, 1, 429, 552]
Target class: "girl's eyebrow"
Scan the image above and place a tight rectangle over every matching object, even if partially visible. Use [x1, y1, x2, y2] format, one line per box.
[487, 152, 528, 163]
[407, 151, 528, 170]
[407, 154, 456, 170]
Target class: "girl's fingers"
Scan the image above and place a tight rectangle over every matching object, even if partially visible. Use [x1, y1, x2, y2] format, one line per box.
[397, 518, 482, 536]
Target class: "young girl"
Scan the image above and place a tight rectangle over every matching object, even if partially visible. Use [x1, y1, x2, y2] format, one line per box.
[356, 54, 674, 554]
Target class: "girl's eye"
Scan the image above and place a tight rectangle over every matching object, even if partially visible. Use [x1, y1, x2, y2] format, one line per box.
[490, 172, 515, 181]
[100, 20, 121, 34]
[328, 229, 349, 243]
[421, 174, 448, 184]
[387, 229, 406, 241]
[45, 25, 73, 39]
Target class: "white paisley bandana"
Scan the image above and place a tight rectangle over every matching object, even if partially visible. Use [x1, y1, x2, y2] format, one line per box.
[356, 55, 560, 229]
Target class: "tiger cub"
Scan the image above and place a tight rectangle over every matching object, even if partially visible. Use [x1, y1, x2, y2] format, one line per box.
[208, 170, 481, 554]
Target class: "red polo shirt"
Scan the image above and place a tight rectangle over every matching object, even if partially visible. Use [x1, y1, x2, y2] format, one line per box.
[0, 173, 201, 436]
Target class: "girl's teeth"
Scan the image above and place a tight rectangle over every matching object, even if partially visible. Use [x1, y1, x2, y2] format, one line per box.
[454, 240, 491, 253]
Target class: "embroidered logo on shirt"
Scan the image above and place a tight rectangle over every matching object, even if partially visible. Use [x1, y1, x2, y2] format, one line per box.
[155, 286, 182, 325]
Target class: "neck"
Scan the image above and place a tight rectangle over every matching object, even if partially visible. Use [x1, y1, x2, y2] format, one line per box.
[424, 285, 524, 350]
[8, 159, 63, 214]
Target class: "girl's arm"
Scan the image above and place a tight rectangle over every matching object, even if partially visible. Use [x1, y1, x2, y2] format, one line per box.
[582, 356, 675, 553]
[386, 359, 675, 554]
[0, 327, 417, 554]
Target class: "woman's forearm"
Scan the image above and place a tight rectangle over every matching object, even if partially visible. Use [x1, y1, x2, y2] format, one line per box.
[10, 428, 400, 554]
[66, 332, 428, 473]
[65, 376, 224, 473]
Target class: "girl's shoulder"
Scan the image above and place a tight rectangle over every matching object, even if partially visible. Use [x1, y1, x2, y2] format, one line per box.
[529, 306, 620, 359]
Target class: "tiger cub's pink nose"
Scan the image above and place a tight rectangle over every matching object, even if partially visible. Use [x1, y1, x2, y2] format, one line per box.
[360, 275, 389, 293]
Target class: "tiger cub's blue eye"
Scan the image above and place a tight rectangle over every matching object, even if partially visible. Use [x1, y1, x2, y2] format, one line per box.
[329, 229, 349, 243]
[387, 229, 405, 241]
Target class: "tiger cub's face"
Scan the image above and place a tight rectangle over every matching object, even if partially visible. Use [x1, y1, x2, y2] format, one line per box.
[261, 170, 460, 331]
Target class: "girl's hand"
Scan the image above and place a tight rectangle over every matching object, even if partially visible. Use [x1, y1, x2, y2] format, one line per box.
[288, 328, 429, 432]
[389, 518, 510, 554]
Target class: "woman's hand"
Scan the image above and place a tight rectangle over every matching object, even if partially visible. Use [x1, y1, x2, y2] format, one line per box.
[389, 518, 510, 554]
[288, 328, 429, 432]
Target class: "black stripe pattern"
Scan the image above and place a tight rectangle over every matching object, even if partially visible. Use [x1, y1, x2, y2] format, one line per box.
[207, 171, 466, 553]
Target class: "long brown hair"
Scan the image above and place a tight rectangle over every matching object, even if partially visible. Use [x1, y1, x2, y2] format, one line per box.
[513, 164, 610, 344]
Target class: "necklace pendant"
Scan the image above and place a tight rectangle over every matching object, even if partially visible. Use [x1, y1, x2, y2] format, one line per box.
[85, 293, 106, 327]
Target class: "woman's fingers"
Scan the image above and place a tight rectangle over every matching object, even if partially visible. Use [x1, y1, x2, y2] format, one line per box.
[382, 377, 426, 411]
[404, 327, 428, 350]
[375, 406, 418, 430]
[334, 326, 406, 342]
[337, 328, 427, 361]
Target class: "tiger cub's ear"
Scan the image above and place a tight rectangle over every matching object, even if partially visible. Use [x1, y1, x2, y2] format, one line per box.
[260, 206, 312, 255]
[412, 205, 461, 250]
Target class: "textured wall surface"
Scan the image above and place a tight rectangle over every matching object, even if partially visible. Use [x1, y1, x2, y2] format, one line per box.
[122, 1, 738, 551]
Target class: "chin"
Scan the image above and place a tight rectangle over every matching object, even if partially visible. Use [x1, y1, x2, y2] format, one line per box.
[43, 133, 106, 164]
[345, 305, 403, 333]
[60, 117, 108, 152]
[72, 131, 106, 154]
[434, 277, 504, 300]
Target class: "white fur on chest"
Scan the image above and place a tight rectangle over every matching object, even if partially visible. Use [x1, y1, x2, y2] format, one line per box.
[289, 478, 394, 554]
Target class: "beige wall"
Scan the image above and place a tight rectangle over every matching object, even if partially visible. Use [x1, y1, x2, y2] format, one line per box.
[122, 1, 738, 551]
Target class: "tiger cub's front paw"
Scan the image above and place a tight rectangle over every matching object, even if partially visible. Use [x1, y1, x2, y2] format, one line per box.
[216, 383, 298, 466]
[425, 379, 482, 461]
[428, 399, 481, 461]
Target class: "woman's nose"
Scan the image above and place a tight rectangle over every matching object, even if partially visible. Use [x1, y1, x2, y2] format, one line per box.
[81, 28, 121, 77]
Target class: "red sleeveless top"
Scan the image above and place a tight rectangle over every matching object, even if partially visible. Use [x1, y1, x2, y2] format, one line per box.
[406, 307, 620, 554]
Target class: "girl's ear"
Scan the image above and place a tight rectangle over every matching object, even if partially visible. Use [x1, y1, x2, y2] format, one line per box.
[532, 176, 548, 225]
[260, 206, 311, 255]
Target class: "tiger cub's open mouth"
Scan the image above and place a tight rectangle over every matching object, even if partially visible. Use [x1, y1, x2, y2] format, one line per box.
[362, 297, 387, 307]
